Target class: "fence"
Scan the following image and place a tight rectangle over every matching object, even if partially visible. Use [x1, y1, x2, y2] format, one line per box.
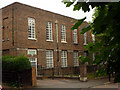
[37, 66, 80, 77]
[2, 69, 32, 87]
[37, 65, 98, 77]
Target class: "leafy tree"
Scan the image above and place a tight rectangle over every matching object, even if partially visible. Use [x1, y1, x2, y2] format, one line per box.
[63, 0, 120, 82]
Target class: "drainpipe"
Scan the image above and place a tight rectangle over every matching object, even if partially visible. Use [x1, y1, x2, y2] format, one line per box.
[12, 5, 14, 46]
[55, 20, 60, 75]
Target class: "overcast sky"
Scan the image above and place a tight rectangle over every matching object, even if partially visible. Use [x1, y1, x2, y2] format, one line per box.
[0, 0, 94, 22]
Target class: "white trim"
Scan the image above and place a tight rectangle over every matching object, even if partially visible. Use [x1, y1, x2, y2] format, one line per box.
[61, 41, 67, 43]
[27, 49, 37, 55]
[61, 50, 67, 67]
[73, 29, 78, 44]
[83, 32, 87, 45]
[46, 40, 53, 42]
[46, 22, 53, 41]
[28, 18, 36, 39]
[46, 50, 54, 68]
[28, 38, 37, 40]
[61, 25, 66, 42]
[73, 51, 79, 66]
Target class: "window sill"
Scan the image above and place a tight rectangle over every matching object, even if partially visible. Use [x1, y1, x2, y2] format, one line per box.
[61, 66, 67, 68]
[46, 40, 53, 42]
[83, 43, 88, 46]
[28, 38, 37, 40]
[61, 41, 67, 43]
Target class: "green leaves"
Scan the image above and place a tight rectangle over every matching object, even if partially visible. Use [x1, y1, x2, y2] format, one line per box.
[80, 25, 91, 34]
[64, 1, 120, 82]
[2, 55, 32, 72]
[71, 17, 86, 30]
[79, 55, 90, 64]
[66, 2, 74, 7]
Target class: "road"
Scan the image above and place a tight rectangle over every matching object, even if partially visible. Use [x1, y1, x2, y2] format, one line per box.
[35, 78, 119, 88]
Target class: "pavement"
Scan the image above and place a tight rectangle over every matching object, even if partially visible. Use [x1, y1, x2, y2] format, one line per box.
[35, 78, 119, 88]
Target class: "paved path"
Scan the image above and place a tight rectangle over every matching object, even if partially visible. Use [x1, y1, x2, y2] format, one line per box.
[36, 78, 119, 88]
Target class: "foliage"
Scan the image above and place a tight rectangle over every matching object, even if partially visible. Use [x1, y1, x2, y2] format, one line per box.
[7, 81, 19, 88]
[63, 0, 120, 82]
[2, 55, 31, 72]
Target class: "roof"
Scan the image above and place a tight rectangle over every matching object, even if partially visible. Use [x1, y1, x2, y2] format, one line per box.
[2, 2, 88, 23]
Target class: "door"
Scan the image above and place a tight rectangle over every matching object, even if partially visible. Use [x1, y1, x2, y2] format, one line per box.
[29, 57, 37, 76]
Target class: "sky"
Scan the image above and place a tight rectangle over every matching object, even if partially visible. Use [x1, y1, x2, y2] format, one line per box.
[0, 0, 94, 22]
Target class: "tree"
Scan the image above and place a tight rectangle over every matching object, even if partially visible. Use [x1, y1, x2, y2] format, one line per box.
[63, 0, 120, 82]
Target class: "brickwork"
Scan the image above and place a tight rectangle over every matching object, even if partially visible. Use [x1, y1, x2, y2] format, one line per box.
[2, 2, 94, 76]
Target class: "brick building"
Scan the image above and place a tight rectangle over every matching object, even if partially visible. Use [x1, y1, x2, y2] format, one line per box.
[2, 2, 94, 76]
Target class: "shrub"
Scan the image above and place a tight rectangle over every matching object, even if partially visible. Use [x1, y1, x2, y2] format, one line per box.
[2, 55, 32, 72]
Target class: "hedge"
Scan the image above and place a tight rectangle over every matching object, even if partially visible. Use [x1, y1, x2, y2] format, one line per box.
[2, 55, 32, 72]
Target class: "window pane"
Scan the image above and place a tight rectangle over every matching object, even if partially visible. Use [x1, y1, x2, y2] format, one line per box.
[61, 51, 67, 67]
[28, 18, 35, 39]
[46, 50, 53, 68]
[61, 25, 66, 42]
[73, 29, 77, 44]
[84, 32, 87, 45]
[46, 22, 52, 41]
[74, 51, 79, 66]
[28, 50, 36, 55]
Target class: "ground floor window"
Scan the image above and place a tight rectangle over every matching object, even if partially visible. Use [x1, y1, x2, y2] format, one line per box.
[73, 51, 79, 66]
[29, 57, 37, 75]
[46, 50, 54, 68]
[61, 50, 67, 67]
[27, 49, 37, 55]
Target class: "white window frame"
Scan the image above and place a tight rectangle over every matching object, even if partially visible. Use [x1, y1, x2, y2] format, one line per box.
[93, 53, 95, 61]
[46, 50, 54, 68]
[28, 18, 36, 40]
[92, 34, 95, 43]
[46, 22, 53, 41]
[27, 49, 37, 55]
[61, 25, 66, 43]
[73, 51, 79, 66]
[73, 29, 78, 44]
[61, 51, 67, 67]
[29, 57, 37, 76]
[83, 32, 87, 45]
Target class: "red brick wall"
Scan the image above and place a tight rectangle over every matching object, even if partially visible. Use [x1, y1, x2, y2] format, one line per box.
[2, 2, 94, 72]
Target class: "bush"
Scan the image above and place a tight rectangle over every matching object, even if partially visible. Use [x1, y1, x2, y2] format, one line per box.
[2, 55, 32, 72]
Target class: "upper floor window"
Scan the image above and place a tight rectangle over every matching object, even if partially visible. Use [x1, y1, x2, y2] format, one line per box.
[46, 22, 53, 41]
[61, 50, 67, 67]
[28, 18, 35, 39]
[73, 51, 79, 66]
[92, 34, 95, 43]
[46, 50, 54, 68]
[61, 25, 66, 42]
[84, 32, 87, 45]
[73, 29, 78, 44]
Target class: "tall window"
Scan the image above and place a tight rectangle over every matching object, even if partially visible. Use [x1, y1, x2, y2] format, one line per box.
[73, 51, 79, 66]
[84, 51, 88, 57]
[46, 22, 53, 41]
[61, 51, 67, 67]
[61, 25, 66, 42]
[46, 50, 53, 68]
[28, 18, 35, 39]
[73, 29, 78, 44]
[84, 32, 87, 45]
[93, 53, 95, 61]
[92, 34, 95, 43]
